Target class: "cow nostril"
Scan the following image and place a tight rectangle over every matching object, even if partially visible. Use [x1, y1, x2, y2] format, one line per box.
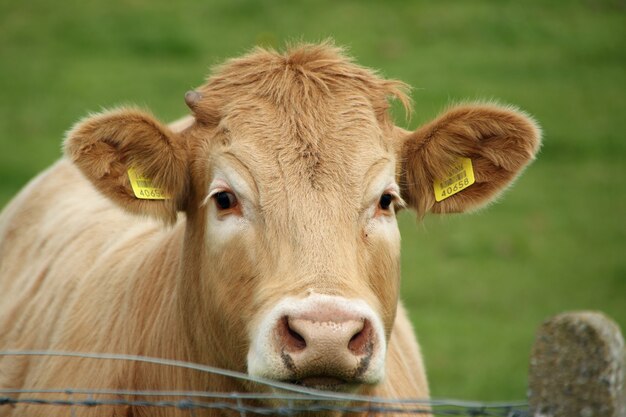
[280, 316, 306, 351]
[348, 319, 372, 355]
[287, 325, 306, 348]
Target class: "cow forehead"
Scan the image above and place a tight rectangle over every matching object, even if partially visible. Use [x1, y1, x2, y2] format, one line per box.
[216, 92, 393, 195]
[190, 44, 411, 202]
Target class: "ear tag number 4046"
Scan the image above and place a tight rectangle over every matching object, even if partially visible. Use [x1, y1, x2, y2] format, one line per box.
[127, 167, 168, 200]
[433, 157, 475, 202]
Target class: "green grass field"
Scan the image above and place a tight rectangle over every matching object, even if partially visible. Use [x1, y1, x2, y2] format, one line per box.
[1, 0, 624, 402]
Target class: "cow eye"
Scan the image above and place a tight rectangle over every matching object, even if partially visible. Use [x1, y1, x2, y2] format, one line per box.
[214, 191, 237, 210]
[379, 193, 394, 211]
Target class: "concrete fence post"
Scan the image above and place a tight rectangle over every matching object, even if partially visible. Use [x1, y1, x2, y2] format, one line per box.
[528, 311, 625, 417]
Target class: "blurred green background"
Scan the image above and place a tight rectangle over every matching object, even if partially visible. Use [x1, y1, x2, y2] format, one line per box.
[1, 0, 624, 401]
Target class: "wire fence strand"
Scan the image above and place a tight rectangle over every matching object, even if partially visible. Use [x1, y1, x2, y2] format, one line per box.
[0, 350, 529, 416]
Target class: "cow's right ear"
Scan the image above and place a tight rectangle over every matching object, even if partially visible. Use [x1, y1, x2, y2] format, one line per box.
[64, 108, 189, 224]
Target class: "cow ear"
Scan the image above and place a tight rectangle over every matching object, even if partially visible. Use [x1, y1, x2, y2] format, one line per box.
[64, 108, 189, 224]
[398, 103, 541, 215]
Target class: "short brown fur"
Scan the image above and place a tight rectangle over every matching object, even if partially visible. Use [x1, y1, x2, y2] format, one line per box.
[0, 42, 540, 417]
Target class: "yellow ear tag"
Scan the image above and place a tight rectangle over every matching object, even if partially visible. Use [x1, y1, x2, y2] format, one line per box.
[127, 167, 168, 200]
[433, 157, 475, 202]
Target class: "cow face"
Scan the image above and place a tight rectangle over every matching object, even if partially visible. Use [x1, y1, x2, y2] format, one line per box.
[65, 43, 540, 394]
[188, 86, 404, 390]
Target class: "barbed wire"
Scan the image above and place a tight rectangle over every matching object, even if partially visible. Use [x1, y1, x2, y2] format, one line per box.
[0, 350, 529, 416]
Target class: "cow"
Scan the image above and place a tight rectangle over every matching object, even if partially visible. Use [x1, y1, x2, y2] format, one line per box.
[0, 42, 541, 416]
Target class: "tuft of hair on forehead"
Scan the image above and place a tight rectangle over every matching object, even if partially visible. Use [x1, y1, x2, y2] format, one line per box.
[192, 41, 412, 126]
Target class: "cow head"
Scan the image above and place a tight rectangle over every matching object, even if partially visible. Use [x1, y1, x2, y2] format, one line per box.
[65, 43, 540, 394]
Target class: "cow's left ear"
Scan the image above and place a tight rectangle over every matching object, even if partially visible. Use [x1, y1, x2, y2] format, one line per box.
[64, 108, 189, 224]
[398, 103, 541, 215]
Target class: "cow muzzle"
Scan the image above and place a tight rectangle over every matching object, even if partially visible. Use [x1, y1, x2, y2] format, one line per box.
[247, 294, 386, 391]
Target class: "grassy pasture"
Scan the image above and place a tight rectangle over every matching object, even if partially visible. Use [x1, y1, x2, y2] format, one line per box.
[1, 0, 624, 401]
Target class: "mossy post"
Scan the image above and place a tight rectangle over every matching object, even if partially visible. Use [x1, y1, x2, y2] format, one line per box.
[529, 311, 625, 417]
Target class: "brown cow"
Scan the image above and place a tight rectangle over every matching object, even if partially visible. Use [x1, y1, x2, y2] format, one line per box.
[0, 42, 540, 416]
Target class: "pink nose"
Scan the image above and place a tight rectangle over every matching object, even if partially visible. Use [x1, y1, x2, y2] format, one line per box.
[274, 309, 376, 383]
